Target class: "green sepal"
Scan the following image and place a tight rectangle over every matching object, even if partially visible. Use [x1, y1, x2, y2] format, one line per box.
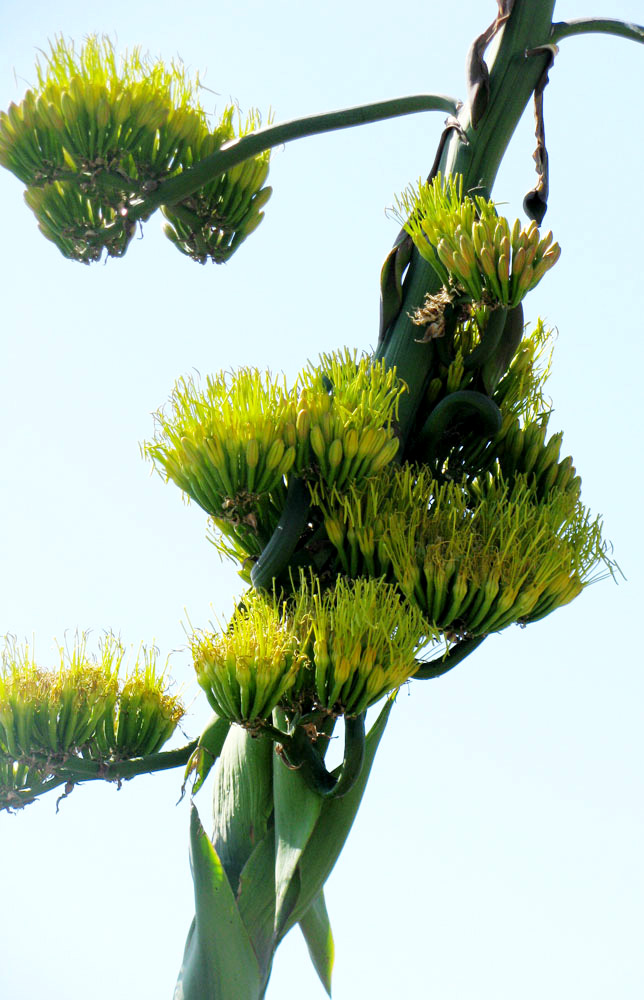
[272, 709, 323, 934]
[211, 725, 273, 892]
[299, 889, 335, 997]
[283, 695, 395, 934]
[174, 804, 261, 1000]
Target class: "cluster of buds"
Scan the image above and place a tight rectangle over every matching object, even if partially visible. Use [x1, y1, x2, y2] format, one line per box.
[299, 576, 430, 717]
[162, 111, 272, 264]
[0, 635, 184, 804]
[0, 36, 271, 263]
[399, 173, 561, 307]
[0, 759, 47, 811]
[191, 575, 431, 727]
[144, 368, 297, 558]
[385, 472, 612, 637]
[144, 351, 404, 571]
[309, 478, 393, 579]
[297, 351, 404, 488]
[191, 593, 309, 726]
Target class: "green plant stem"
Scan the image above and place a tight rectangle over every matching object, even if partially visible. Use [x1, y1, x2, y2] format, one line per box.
[63, 740, 197, 779]
[7, 741, 198, 807]
[550, 18, 644, 46]
[129, 94, 460, 222]
[414, 636, 486, 680]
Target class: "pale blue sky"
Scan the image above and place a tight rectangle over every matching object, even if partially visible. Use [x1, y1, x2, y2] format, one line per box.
[1, 2, 643, 998]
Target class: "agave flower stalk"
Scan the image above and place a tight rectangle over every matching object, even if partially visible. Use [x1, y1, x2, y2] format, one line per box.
[1, 3, 642, 998]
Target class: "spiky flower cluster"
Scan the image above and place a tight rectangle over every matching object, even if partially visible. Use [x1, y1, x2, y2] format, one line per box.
[418, 318, 581, 496]
[162, 108, 272, 264]
[385, 471, 611, 636]
[311, 461, 611, 639]
[299, 576, 430, 716]
[191, 575, 430, 725]
[191, 593, 309, 725]
[0, 635, 184, 809]
[0, 36, 270, 262]
[144, 351, 404, 570]
[398, 173, 560, 307]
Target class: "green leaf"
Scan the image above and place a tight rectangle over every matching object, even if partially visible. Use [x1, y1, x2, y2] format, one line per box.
[272, 709, 323, 933]
[299, 890, 334, 997]
[175, 804, 261, 1000]
[211, 725, 273, 892]
[236, 830, 277, 982]
[284, 695, 395, 934]
[236, 825, 302, 991]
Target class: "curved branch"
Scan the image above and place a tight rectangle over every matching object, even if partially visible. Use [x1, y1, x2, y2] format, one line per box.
[55, 740, 198, 782]
[128, 94, 461, 222]
[414, 635, 487, 680]
[290, 714, 366, 799]
[3, 741, 198, 809]
[550, 18, 644, 46]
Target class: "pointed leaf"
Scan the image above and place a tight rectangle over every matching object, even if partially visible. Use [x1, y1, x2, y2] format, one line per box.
[236, 827, 302, 991]
[272, 710, 323, 933]
[211, 726, 273, 892]
[236, 830, 277, 981]
[175, 804, 260, 1000]
[284, 695, 394, 934]
[299, 890, 334, 997]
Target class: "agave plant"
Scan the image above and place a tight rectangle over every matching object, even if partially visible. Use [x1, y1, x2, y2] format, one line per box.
[1, 5, 642, 999]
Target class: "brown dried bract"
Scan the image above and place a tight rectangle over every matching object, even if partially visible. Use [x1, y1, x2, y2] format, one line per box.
[410, 288, 454, 343]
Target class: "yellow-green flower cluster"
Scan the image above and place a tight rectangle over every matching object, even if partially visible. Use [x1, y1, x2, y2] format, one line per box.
[95, 649, 185, 760]
[144, 368, 297, 558]
[309, 478, 393, 580]
[191, 594, 309, 725]
[297, 350, 404, 488]
[162, 109, 272, 264]
[191, 576, 432, 725]
[0, 759, 47, 811]
[300, 576, 430, 717]
[0, 36, 271, 263]
[144, 352, 404, 570]
[0, 635, 184, 768]
[398, 173, 560, 307]
[435, 321, 580, 499]
[385, 471, 612, 636]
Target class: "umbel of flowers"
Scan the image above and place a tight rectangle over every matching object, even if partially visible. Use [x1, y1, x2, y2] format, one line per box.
[143, 350, 405, 574]
[0, 635, 184, 810]
[140, 179, 615, 788]
[0, 36, 271, 262]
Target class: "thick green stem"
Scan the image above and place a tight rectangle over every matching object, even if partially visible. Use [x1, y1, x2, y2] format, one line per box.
[130, 94, 460, 223]
[56, 741, 196, 782]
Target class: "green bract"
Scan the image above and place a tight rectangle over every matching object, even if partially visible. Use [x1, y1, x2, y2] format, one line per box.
[397, 172, 561, 307]
[0, 36, 271, 263]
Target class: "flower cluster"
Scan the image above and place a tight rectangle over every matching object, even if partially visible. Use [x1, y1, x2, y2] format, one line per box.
[0, 635, 184, 809]
[398, 173, 560, 307]
[191, 575, 431, 726]
[144, 350, 404, 570]
[0, 36, 270, 262]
